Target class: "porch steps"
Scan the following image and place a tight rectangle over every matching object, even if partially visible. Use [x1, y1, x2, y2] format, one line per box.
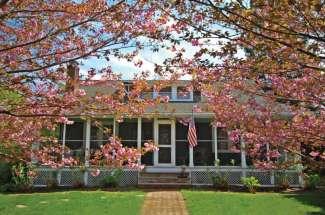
[138, 172, 191, 188]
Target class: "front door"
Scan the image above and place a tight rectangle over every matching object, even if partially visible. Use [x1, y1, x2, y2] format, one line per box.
[155, 120, 175, 166]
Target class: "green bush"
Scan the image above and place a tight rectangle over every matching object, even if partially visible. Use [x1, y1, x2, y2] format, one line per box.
[276, 171, 290, 190]
[11, 163, 33, 191]
[0, 162, 12, 185]
[241, 176, 260, 193]
[101, 169, 122, 188]
[211, 174, 229, 190]
[304, 173, 320, 190]
[46, 171, 58, 188]
[0, 183, 17, 192]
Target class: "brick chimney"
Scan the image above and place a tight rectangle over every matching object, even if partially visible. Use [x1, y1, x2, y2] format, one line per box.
[66, 61, 80, 93]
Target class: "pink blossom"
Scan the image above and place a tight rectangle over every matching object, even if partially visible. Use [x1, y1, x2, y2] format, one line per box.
[309, 151, 319, 157]
[91, 169, 100, 177]
[78, 89, 86, 96]
[191, 39, 199, 46]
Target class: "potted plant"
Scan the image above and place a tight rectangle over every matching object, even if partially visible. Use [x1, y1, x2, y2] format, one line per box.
[304, 173, 320, 190]
[241, 176, 260, 193]
[178, 159, 188, 178]
[276, 170, 290, 190]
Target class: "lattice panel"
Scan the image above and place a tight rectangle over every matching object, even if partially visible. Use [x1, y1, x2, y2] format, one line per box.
[87, 169, 138, 187]
[33, 169, 56, 186]
[220, 171, 242, 185]
[60, 170, 84, 186]
[87, 170, 111, 187]
[274, 171, 300, 186]
[246, 171, 271, 185]
[191, 171, 213, 184]
[119, 170, 138, 186]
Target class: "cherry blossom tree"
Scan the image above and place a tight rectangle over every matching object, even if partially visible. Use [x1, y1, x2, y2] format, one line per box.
[151, 0, 324, 170]
[0, 0, 162, 167]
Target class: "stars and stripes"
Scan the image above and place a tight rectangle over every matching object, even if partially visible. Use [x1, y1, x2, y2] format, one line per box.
[187, 117, 197, 147]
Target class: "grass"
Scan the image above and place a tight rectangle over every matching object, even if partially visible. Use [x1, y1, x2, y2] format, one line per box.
[182, 190, 325, 215]
[0, 190, 145, 215]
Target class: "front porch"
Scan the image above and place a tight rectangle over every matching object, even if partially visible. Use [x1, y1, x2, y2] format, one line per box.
[32, 115, 303, 187]
[58, 115, 248, 168]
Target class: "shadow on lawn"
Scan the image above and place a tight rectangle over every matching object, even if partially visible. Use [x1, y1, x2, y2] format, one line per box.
[283, 191, 325, 215]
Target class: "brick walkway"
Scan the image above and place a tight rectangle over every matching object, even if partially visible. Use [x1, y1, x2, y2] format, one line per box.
[141, 191, 189, 215]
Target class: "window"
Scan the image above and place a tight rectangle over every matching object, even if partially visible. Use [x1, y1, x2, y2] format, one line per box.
[118, 119, 137, 148]
[194, 120, 214, 166]
[64, 120, 85, 163]
[159, 87, 172, 99]
[140, 87, 153, 99]
[141, 119, 154, 165]
[177, 86, 191, 100]
[176, 122, 189, 166]
[217, 127, 241, 166]
[90, 119, 114, 153]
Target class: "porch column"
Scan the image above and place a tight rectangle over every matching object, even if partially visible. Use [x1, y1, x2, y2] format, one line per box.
[153, 117, 158, 165]
[213, 126, 218, 162]
[61, 123, 67, 161]
[137, 117, 142, 164]
[240, 138, 247, 168]
[113, 117, 116, 137]
[266, 143, 270, 162]
[189, 146, 194, 167]
[85, 119, 91, 167]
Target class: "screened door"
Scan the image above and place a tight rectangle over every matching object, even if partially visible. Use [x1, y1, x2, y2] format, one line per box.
[155, 120, 175, 165]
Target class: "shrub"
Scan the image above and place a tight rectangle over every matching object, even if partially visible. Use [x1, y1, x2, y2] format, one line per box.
[276, 171, 290, 190]
[304, 173, 320, 190]
[209, 159, 237, 191]
[0, 162, 12, 185]
[0, 183, 17, 192]
[11, 163, 33, 191]
[241, 176, 260, 193]
[101, 169, 122, 188]
[46, 171, 58, 189]
[211, 174, 229, 190]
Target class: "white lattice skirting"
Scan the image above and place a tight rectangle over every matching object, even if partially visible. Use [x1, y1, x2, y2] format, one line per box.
[32, 168, 138, 187]
[32, 168, 302, 187]
[190, 169, 301, 187]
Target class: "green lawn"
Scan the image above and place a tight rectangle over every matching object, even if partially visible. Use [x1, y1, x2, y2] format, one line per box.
[182, 190, 325, 215]
[0, 190, 145, 215]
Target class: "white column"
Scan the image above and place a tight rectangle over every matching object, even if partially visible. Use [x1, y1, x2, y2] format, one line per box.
[113, 117, 116, 137]
[266, 143, 270, 162]
[241, 138, 247, 168]
[153, 118, 158, 166]
[189, 146, 194, 167]
[171, 118, 176, 166]
[62, 123, 67, 161]
[213, 126, 218, 162]
[85, 119, 91, 167]
[137, 117, 142, 164]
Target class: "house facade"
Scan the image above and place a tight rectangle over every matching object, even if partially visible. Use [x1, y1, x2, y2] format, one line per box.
[32, 80, 303, 187]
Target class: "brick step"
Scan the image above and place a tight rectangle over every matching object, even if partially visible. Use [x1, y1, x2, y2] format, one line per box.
[138, 183, 191, 189]
[139, 178, 190, 184]
[140, 172, 189, 178]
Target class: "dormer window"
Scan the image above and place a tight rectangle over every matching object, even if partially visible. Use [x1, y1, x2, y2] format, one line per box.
[177, 86, 191, 100]
[159, 87, 172, 99]
[148, 85, 197, 102]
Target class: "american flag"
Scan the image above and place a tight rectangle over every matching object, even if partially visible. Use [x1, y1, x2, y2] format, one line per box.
[187, 117, 197, 147]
